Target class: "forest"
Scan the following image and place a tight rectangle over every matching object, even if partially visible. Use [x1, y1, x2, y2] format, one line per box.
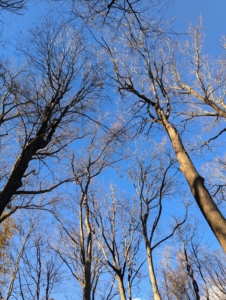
[0, 0, 226, 299]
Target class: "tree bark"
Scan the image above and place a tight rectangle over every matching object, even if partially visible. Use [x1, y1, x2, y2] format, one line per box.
[117, 278, 127, 300]
[0, 136, 47, 217]
[84, 278, 91, 300]
[158, 108, 226, 252]
[82, 192, 92, 300]
[146, 246, 162, 300]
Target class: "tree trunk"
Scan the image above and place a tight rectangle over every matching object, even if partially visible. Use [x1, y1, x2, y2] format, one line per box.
[83, 193, 92, 300]
[159, 109, 226, 252]
[146, 246, 162, 300]
[6, 227, 33, 300]
[83, 279, 91, 300]
[0, 136, 47, 217]
[117, 278, 127, 300]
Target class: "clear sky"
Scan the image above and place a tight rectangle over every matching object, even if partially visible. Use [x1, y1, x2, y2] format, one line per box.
[168, 0, 226, 51]
[1, 0, 226, 299]
[2, 0, 226, 54]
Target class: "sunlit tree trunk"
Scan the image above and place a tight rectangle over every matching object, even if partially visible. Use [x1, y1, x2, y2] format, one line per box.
[117, 278, 127, 300]
[146, 246, 162, 300]
[159, 108, 226, 252]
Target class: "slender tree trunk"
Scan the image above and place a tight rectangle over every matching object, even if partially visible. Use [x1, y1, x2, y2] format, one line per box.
[117, 278, 127, 300]
[159, 108, 226, 252]
[127, 266, 132, 300]
[182, 245, 200, 300]
[83, 192, 92, 300]
[6, 227, 33, 300]
[146, 246, 162, 300]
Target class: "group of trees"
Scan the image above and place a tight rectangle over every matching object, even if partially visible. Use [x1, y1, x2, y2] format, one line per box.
[0, 0, 226, 299]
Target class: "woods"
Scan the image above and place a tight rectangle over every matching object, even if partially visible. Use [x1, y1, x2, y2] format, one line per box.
[0, 0, 226, 299]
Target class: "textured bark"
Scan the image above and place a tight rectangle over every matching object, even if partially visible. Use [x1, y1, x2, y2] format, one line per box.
[158, 109, 226, 252]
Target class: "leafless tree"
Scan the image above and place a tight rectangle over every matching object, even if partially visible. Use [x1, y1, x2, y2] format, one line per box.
[71, 0, 168, 27]
[91, 186, 143, 300]
[14, 234, 62, 300]
[54, 121, 124, 300]
[5, 220, 34, 300]
[0, 212, 62, 299]
[160, 222, 226, 300]
[0, 17, 104, 219]
[128, 140, 187, 300]
[97, 12, 226, 252]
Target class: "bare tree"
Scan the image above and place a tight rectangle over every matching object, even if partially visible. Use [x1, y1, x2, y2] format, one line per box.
[128, 141, 187, 300]
[0, 211, 62, 299]
[5, 222, 34, 300]
[14, 233, 62, 300]
[71, 0, 168, 27]
[54, 121, 124, 300]
[91, 186, 142, 300]
[97, 13, 226, 252]
[160, 222, 226, 300]
[0, 17, 104, 219]
[161, 251, 194, 300]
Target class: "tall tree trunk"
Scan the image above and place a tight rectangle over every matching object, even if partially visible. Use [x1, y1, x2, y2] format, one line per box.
[159, 109, 226, 252]
[83, 192, 92, 300]
[83, 258, 91, 300]
[146, 246, 162, 300]
[83, 278, 91, 300]
[117, 277, 127, 300]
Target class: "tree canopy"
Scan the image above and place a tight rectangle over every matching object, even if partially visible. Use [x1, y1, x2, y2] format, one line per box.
[0, 0, 226, 299]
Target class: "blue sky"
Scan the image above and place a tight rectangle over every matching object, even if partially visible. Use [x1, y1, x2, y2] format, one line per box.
[2, 0, 226, 299]
[168, 0, 226, 53]
[169, 0, 226, 33]
[2, 0, 226, 55]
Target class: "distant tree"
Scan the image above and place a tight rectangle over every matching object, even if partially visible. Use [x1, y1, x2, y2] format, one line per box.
[5, 219, 35, 300]
[55, 121, 125, 300]
[16, 233, 62, 299]
[91, 186, 143, 300]
[161, 223, 226, 300]
[128, 142, 187, 300]
[0, 214, 17, 287]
